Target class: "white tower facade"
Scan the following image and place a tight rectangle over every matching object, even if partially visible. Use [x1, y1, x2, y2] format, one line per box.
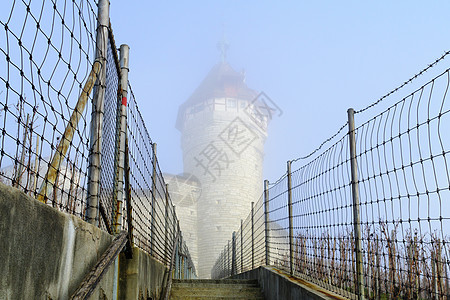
[176, 62, 269, 278]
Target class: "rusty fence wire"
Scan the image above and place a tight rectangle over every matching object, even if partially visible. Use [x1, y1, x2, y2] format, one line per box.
[0, 0, 195, 278]
[212, 57, 450, 299]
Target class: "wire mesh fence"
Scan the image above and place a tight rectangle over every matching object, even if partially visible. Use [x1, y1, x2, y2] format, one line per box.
[354, 68, 450, 299]
[124, 85, 196, 274]
[212, 56, 450, 299]
[97, 27, 121, 233]
[0, 0, 97, 217]
[0, 0, 195, 278]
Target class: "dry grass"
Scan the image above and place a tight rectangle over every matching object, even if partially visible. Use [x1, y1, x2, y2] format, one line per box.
[281, 221, 450, 299]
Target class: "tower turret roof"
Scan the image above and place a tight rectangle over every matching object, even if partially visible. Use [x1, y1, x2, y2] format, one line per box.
[176, 62, 258, 131]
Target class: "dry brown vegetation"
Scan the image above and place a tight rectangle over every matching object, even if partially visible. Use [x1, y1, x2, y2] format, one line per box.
[273, 222, 450, 299]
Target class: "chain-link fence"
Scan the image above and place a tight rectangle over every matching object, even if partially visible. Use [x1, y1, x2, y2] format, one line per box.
[0, 0, 195, 279]
[212, 54, 450, 299]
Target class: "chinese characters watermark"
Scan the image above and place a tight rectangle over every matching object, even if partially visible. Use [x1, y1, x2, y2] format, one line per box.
[192, 91, 282, 181]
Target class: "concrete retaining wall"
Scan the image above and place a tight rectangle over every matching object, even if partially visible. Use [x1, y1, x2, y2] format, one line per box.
[119, 247, 167, 299]
[0, 182, 169, 300]
[231, 266, 348, 300]
[0, 182, 115, 299]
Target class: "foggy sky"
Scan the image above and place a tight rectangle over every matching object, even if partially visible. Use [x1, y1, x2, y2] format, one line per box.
[109, 1, 450, 183]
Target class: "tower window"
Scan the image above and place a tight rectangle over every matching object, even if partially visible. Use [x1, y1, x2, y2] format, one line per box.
[226, 99, 237, 110]
[214, 99, 226, 111]
[191, 103, 204, 113]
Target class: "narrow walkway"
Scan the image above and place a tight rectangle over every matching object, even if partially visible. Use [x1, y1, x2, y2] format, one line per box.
[170, 279, 264, 299]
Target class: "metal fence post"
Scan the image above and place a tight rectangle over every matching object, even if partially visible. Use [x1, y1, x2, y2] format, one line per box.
[240, 219, 243, 272]
[347, 108, 365, 300]
[112, 44, 129, 233]
[222, 249, 226, 278]
[232, 231, 236, 276]
[185, 256, 188, 280]
[172, 204, 176, 249]
[287, 160, 294, 276]
[124, 136, 133, 258]
[165, 183, 170, 264]
[227, 241, 231, 277]
[264, 179, 270, 266]
[177, 221, 181, 279]
[174, 221, 179, 278]
[151, 143, 157, 256]
[183, 255, 186, 279]
[86, 0, 109, 225]
[251, 201, 255, 270]
[181, 245, 184, 280]
[175, 246, 179, 279]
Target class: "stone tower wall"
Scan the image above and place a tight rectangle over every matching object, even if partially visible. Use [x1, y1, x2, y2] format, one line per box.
[180, 98, 266, 278]
[164, 174, 200, 272]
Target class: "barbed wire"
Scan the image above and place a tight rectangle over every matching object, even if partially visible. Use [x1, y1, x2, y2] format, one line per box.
[291, 122, 348, 164]
[268, 122, 348, 187]
[355, 50, 450, 114]
[271, 50, 450, 187]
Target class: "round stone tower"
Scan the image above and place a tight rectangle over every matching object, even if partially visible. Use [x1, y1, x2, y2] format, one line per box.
[176, 60, 269, 278]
